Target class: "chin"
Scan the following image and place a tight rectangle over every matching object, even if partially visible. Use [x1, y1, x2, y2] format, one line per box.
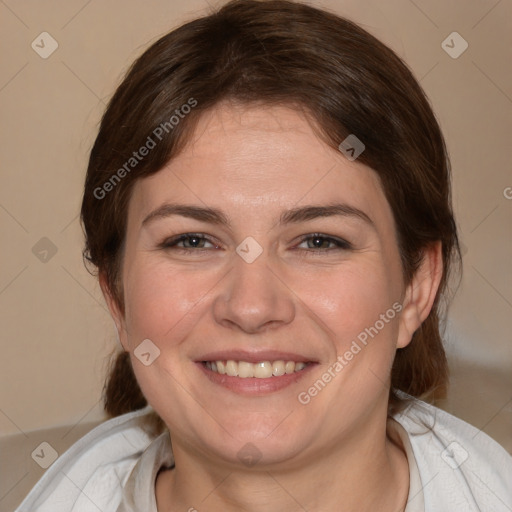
[196, 414, 316, 468]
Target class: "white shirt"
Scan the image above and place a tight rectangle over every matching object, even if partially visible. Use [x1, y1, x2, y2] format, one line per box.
[15, 393, 512, 512]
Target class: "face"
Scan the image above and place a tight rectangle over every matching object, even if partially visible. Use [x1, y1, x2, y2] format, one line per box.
[105, 103, 435, 469]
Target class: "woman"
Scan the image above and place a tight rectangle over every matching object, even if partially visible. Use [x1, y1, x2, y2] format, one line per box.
[16, 0, 512, 511]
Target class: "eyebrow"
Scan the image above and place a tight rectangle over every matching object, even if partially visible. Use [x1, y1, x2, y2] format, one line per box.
[142, 202, 375, 229]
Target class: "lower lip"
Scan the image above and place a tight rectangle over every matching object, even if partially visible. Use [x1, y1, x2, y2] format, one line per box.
[196, 362, 315, 395]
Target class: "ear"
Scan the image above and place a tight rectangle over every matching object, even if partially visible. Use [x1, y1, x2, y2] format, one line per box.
[99, 272, 129, 352]
[396, 242, 443, 349]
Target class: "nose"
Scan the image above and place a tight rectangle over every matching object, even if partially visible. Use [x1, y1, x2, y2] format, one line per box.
[212, 252, 295, 334]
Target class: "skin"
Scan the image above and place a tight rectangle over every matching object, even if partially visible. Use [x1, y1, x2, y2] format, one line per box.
[101, 102, 443, 512]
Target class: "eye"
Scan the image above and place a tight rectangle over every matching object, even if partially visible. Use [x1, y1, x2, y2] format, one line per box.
[159, 233, 351, 253]
[160, 233, 219, 251]
[296, 233, 352, 251]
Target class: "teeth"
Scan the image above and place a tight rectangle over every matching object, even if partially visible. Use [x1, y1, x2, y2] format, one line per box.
[205, 360, 308, 378]
[272, 360, 286, 376]
[226, 360, 238, 377]
[254, 361, 272, 378]
[285, 361, 295, 374]
[238, 361, 254, 378]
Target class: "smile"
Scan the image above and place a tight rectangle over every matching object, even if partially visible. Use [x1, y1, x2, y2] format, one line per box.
[203, 360, 308, 378]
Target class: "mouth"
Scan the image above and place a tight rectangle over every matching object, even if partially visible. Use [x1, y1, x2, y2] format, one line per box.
[196, 352, 316, 395]
[203, 359, 309, 379]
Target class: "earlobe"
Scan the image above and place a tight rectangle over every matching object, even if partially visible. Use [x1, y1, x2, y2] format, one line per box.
[396, 242, 443, 349]
[99, 272, 129, 351]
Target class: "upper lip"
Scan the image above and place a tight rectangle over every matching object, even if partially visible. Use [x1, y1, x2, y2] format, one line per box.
[196, 350, 317, 364]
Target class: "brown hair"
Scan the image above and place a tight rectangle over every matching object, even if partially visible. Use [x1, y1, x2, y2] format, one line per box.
[81, 0, 461, 433]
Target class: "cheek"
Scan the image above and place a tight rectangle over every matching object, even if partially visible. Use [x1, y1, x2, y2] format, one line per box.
[122, 260, 215, 414]
[298, 260, 399, 344]
[288, 262, 401, 435]
[294, 259, 402, 404]
[122, 259, 215, 347]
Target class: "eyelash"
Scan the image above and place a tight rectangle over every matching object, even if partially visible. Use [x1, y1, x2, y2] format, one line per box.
[159, 233, 352, 253]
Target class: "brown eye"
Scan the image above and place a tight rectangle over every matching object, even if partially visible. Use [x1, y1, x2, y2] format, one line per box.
[161, 233, 218, 250]
[298, 234, 352, 251]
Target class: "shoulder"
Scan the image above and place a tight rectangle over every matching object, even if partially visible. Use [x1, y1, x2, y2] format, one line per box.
[15, 406, 158, 512]
[392, 392, 512, 511]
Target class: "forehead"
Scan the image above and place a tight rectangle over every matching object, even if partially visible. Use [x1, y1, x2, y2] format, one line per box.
[129, 102, 391, 227]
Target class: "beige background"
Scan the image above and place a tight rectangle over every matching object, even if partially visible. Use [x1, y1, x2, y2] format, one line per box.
[0, 0, 511, 506]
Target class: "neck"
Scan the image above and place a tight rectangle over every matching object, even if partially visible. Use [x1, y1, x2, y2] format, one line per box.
[156, 415, 409, 512]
